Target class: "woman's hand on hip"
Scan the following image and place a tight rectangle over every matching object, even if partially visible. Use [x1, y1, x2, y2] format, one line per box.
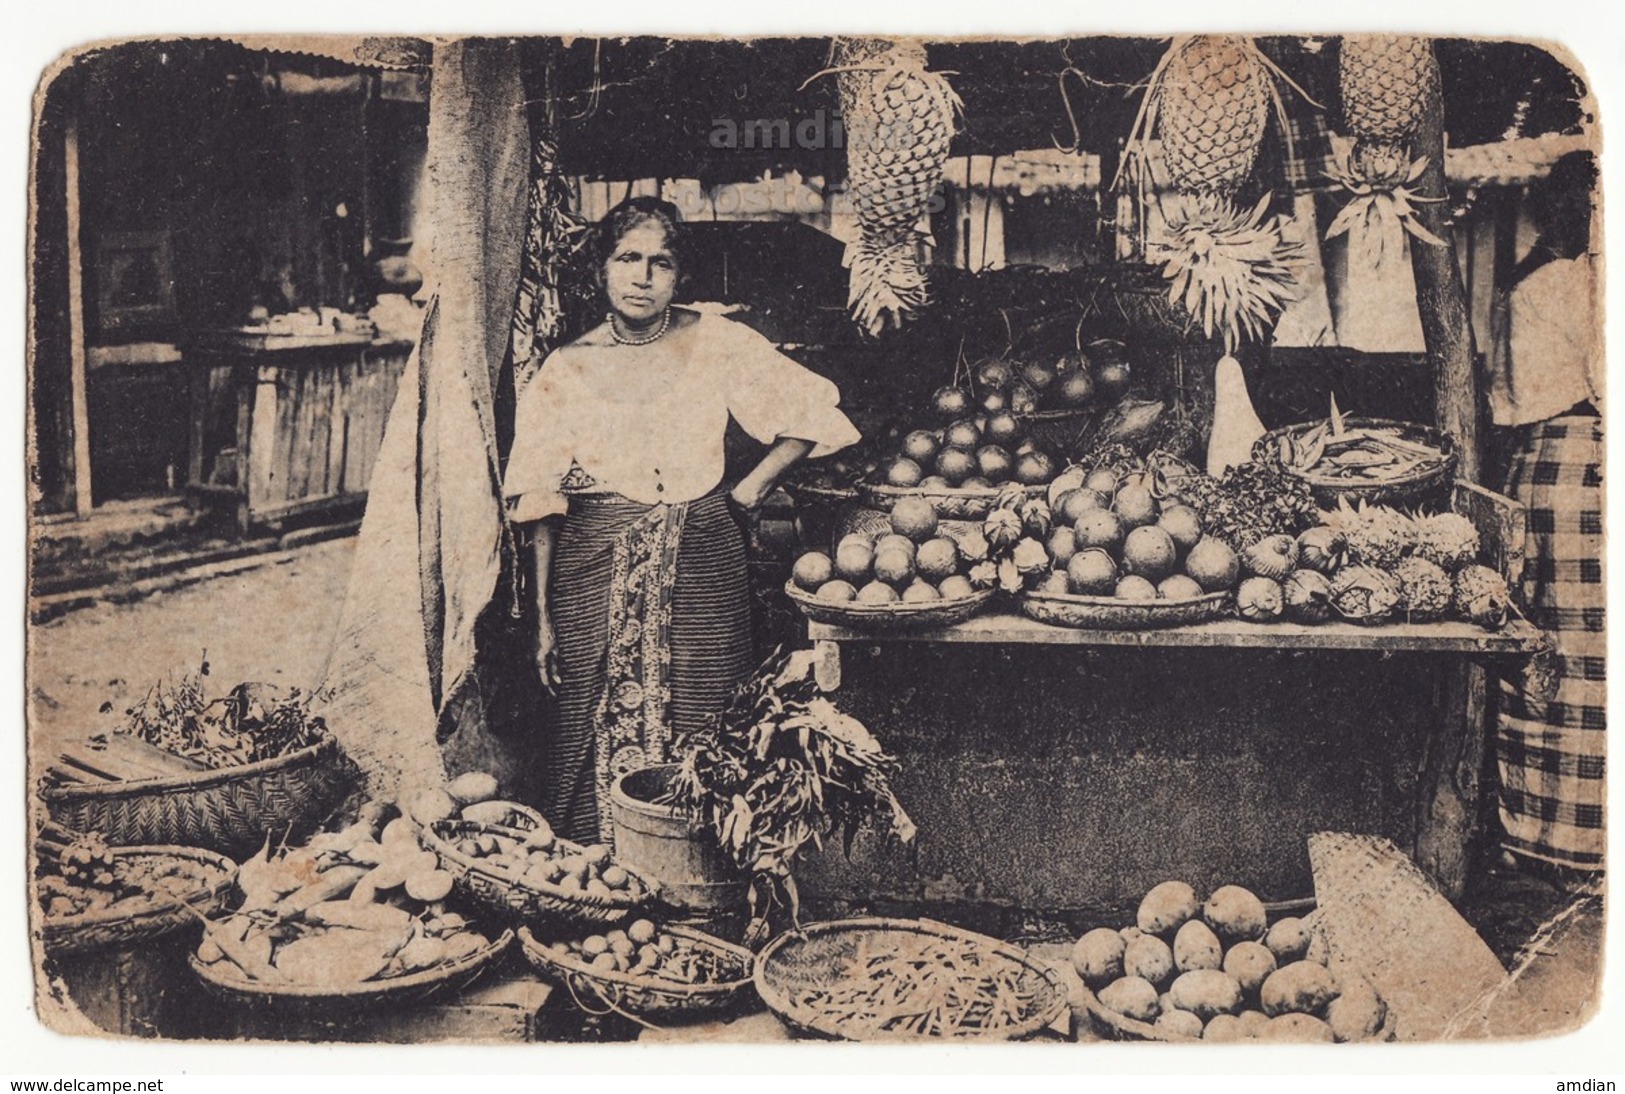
[535, 610, 562, 693]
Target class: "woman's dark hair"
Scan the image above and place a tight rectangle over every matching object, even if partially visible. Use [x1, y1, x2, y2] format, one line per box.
[592, 195, 689, 281]
[1528, 150, 1597, 248]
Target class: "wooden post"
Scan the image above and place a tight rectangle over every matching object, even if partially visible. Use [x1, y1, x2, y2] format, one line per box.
[1408, 53, 1479, 482]
[64, 116, 92, 517]
[1407, 44, 1486, 899]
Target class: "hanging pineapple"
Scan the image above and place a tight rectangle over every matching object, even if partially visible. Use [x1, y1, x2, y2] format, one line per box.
[1120, 36, 1304, 354]
[1324, 35, 1447, 264]
[826, 37, 960, 337]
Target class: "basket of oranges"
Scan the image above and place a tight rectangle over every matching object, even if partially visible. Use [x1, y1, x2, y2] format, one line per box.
[786, 497, 994, 631]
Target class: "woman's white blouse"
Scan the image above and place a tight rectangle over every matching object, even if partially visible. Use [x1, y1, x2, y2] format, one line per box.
[504, 312, 861, 522]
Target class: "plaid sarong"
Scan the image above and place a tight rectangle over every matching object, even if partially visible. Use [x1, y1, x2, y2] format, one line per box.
[1495, 414, 1605, 873]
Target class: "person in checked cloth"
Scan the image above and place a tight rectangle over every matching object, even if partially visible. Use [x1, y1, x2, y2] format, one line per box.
[503, 197, 861, 843]
[1487, 150, 1604, 884]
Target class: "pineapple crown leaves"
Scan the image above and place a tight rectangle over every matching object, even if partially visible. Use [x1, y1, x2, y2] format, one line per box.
[1324, 150, 1447, 265]
[1150, 191, 1306, 354]
[846, 237, 930, 338]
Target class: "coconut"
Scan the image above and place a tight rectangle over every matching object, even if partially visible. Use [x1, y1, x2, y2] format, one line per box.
[1296, 525, 1346, 574]
[1242, 534, 1299, 580]
[1236, 577, 1285, 622]
[1282, 569, 1334, 623]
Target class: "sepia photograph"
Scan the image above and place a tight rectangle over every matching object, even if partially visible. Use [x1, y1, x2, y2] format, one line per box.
[17, 19, 1610, 1062]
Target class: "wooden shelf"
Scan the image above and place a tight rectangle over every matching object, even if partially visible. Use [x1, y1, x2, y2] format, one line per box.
[807, 610, 1545, 656]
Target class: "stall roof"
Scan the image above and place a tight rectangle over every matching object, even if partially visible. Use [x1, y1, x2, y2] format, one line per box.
[541, 36, 1590, 184]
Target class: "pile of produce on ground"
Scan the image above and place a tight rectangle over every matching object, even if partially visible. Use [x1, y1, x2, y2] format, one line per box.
[541, 919, 744, 985]
[192, 774, 508, 986]
[783, 929, 1048, 1039]
[34, 826, 229, 920]
[1074, 880, 1389, 1043]
[790, 496, 979, 606]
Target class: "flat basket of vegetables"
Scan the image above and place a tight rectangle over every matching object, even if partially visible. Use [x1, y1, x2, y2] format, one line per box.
[35, 825, 236, 956]
[1256, 414, 1456, 509]
[422, 814, 658, 928]
[39, 673, 356, 860]
[517, 922, 756, 1025]
[755, 917, 1068, 1042]
[190, 927, 513, 1012]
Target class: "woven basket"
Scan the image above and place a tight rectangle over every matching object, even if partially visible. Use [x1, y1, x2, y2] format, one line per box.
[1020, 588, 1231, 630]
[859, 482, 1045, 521]
[38, 845, 236, 956]
[189, 928, 512, 1012]
[1254, 418, 1457, 509]
[516, 925, 756, 1025]
[755, 917, 1068, 1042]
[1077, 983, 1399, 1043]
[784, 580, 993, 632]
[39, 730, 356, 861]
[423, 819, 657, 928]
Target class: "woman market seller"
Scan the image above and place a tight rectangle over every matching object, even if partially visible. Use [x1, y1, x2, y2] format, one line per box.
[503, 197, 861, 843]
[1487, 151, 1604, 883]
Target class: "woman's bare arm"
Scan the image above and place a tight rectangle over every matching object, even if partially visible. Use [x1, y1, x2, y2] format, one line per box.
[528, 517, 562, 690]
[731, 437, 814, 510]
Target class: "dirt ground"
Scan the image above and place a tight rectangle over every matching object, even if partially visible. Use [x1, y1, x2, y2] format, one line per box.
[23, 534, 1605, 1041]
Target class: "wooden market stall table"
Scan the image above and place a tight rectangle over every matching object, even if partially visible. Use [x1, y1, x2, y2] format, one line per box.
[795, 606, 1544, 914]
[183, 329, 413, 533]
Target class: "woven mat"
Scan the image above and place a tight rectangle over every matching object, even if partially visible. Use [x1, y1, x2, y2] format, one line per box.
[1308, 832, 1508, 1041]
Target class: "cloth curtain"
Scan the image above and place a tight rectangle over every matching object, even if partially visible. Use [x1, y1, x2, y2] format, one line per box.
[318, 38, 537, 800]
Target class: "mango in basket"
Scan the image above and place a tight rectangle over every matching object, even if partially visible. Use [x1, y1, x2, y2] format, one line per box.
[1167, 969, 1243, 1022]
[1098, 975, 1160, 1022]
[1136, 880, 1201, 937]
[1071, 928, 1126, 990]
[1259, 960, 1339, 1017]
[1172, 919, 1223, 973]
[1324, 971, 1388, 1043]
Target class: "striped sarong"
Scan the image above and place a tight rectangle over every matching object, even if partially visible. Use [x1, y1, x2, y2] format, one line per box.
[1495, 413, 1605, 874]
[546, 489, 752, 843]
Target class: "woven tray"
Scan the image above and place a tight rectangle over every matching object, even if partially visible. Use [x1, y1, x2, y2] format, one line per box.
[859, 482, 1045, 520]
[755, 917, 1068, 1042]
[1255, 418, 1456, 509]
[189, 928, 513, 1011]
[38, 845, 236, 956]
[1077, 982, 1399, 1043]
[423, 819, 657, 928]
[516, 925, 756, 1025]
[785, 580, 994, 632]
[39, 730, 356, 861]
[1020, 588, 1231, 630]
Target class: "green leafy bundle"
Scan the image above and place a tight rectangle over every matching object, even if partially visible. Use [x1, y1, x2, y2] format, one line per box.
[664, 650, 916, 943]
